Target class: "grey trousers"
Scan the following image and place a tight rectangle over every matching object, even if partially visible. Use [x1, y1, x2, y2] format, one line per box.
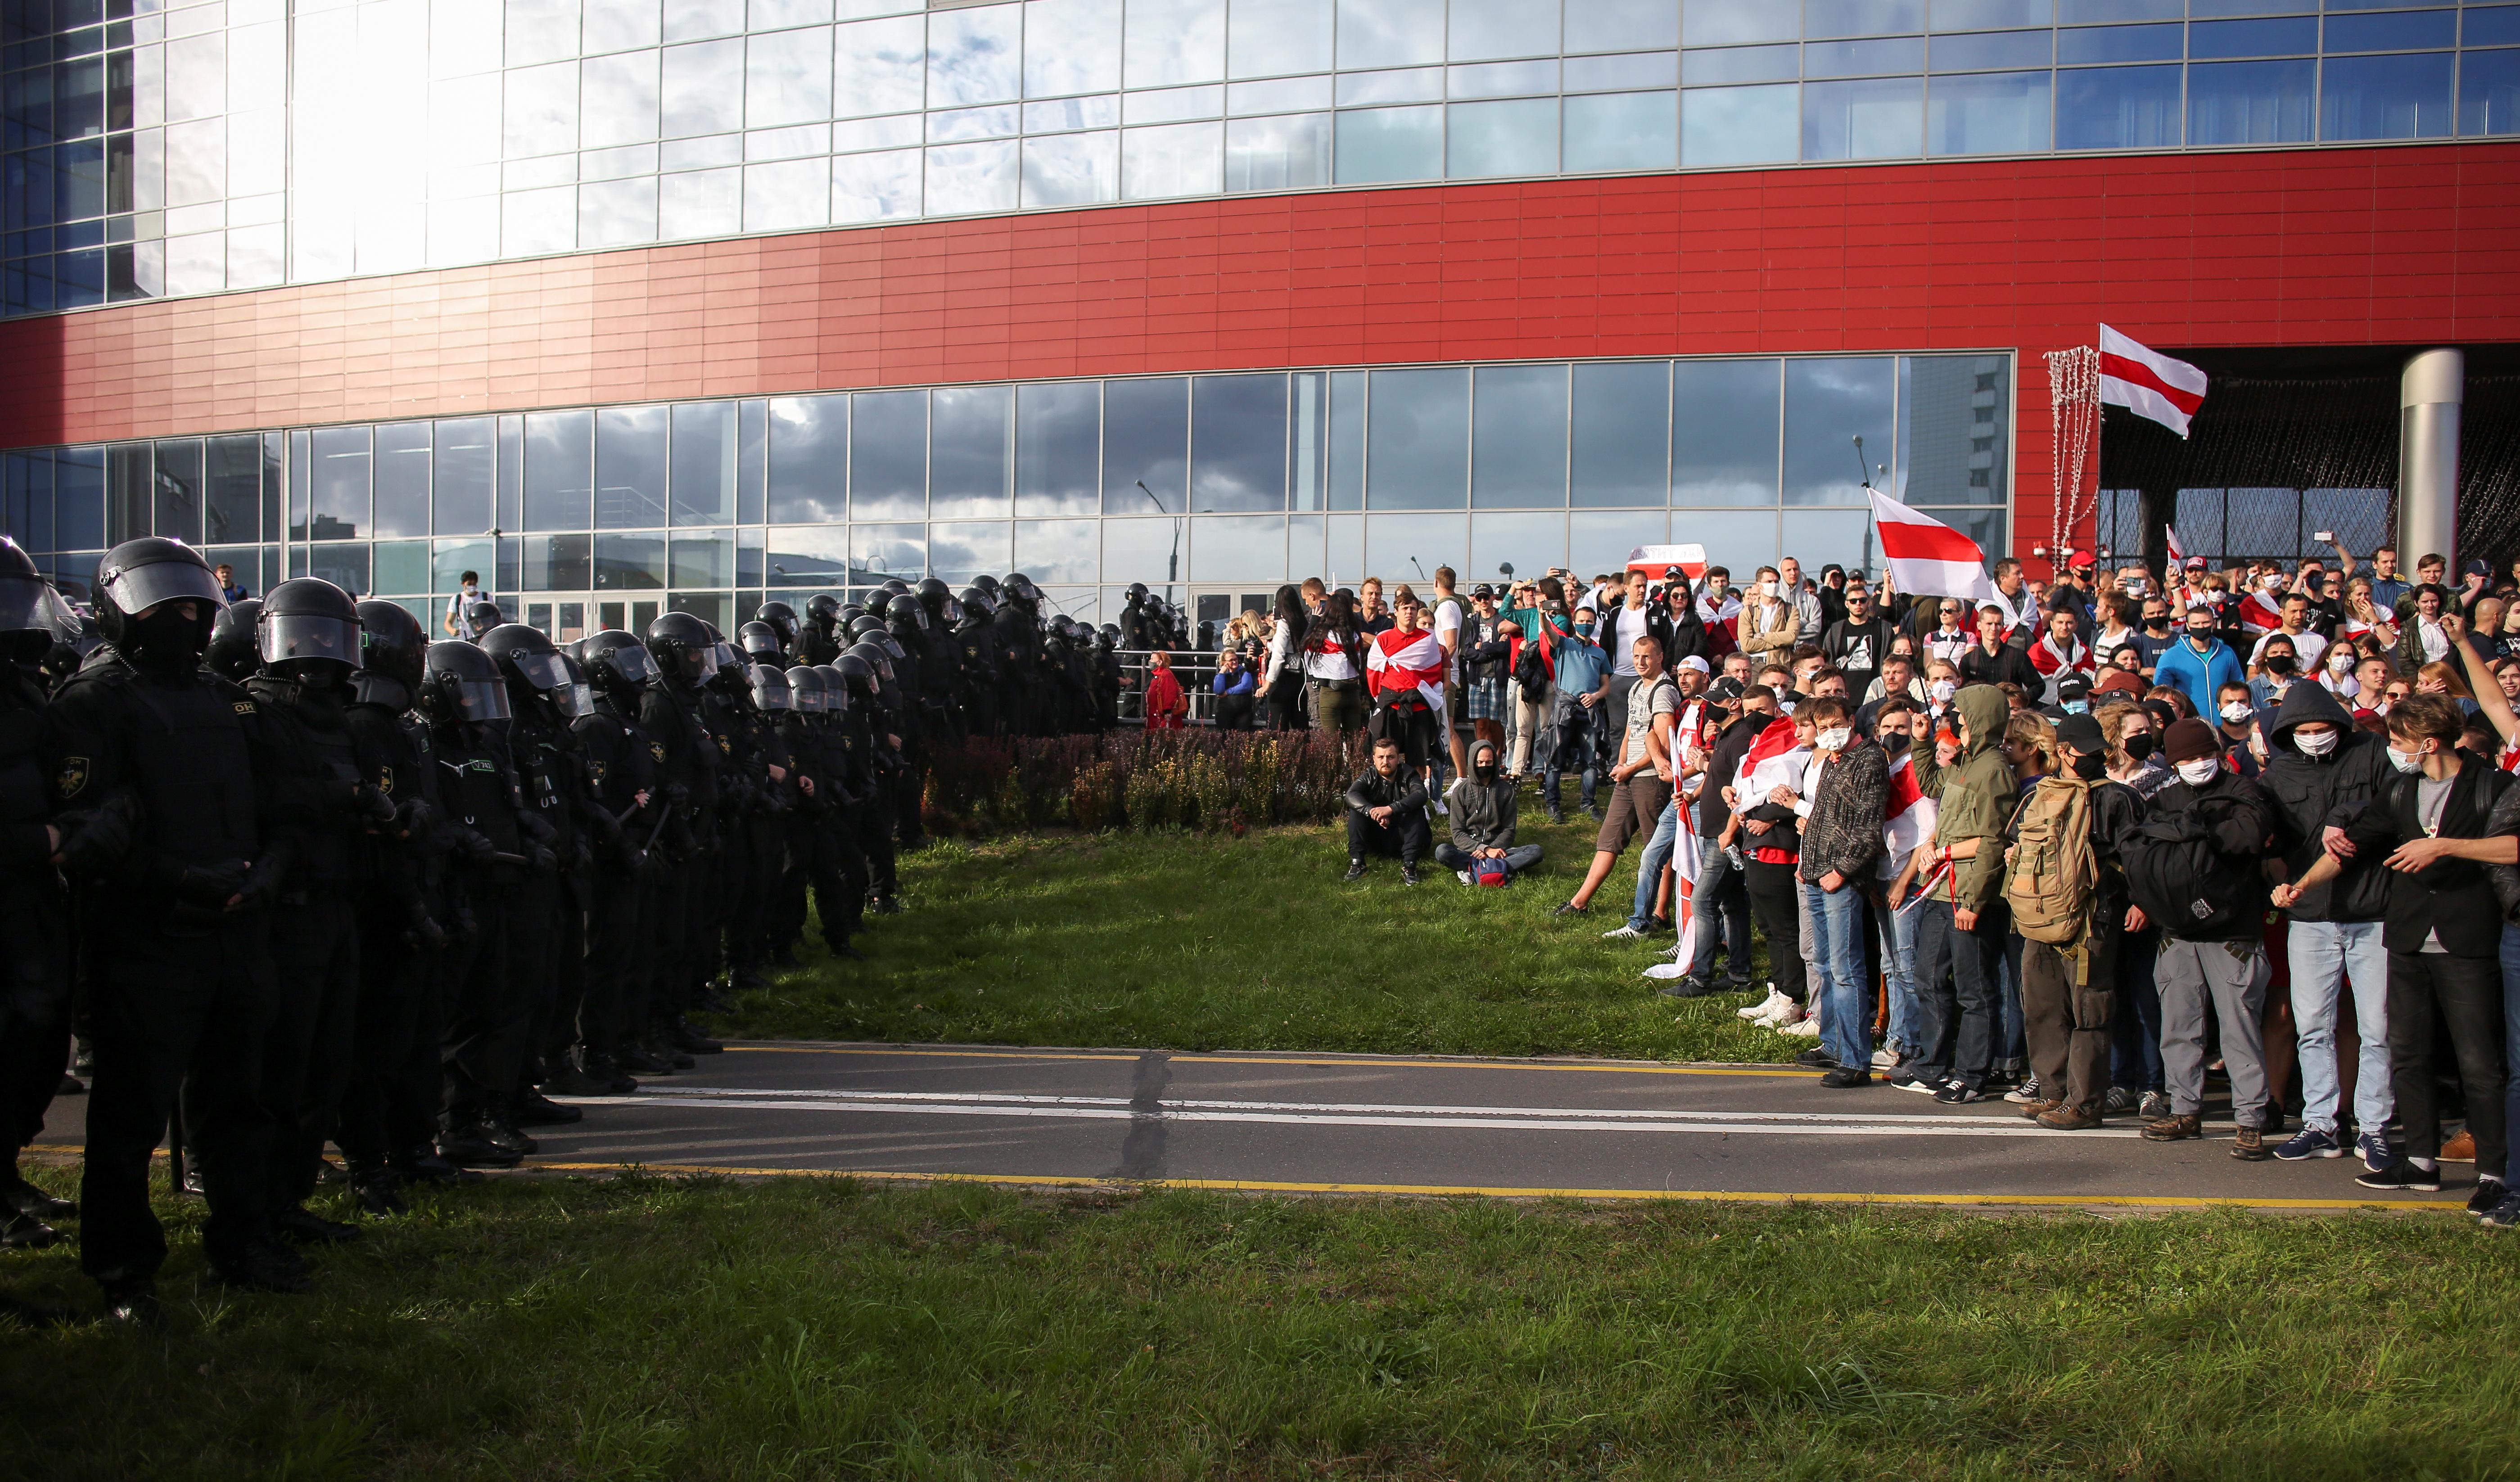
[2157, 936, 2270, 1125]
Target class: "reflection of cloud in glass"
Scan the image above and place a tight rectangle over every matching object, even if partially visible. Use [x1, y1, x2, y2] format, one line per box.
[1024, 0, 1121, 97]
[1672, 360, 1778, 506]
[834, 16, 927, 118]
[927, 5, 1021, 108]
[928, 520, 1014, 582]
[1783, 358, 1893, 506]
[1017, 517, 1101, 582]
[766, 525, 850, 587]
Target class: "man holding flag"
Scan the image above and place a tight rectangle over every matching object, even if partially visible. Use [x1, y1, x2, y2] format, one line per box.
[1897, 683, 2021, 1103]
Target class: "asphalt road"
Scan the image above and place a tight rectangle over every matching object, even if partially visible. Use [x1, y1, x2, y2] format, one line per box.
[36, 1040, 2473, 1211]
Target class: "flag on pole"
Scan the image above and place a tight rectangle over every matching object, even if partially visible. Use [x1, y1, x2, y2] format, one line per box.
[1883, 746, 1936, 868]
[2164, 524, 2188, 566]
[2099, 325, 2208, 438]
[1869, 492, 1997, 604]
[1643, 825, 1705, 981]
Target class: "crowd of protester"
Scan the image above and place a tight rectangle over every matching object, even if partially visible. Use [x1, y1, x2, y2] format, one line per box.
[0, 536, 1147, 1326]
[1305, 549, 2520, 1227]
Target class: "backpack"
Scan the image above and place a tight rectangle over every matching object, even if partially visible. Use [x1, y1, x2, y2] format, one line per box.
[2122, 798, 2258, 941]
[2004, 775, 2096, 945]
[1513, 636, 1551, 693]
[1472, 854, 1511, 887]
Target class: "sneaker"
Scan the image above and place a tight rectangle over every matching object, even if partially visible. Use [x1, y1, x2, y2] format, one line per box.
[2103, 1086, 2136, 1115]
[2356, 1130, 2392, 1172]
[1458, 870, 1474, 885]
[1550, 901, 1591, 917]
[2467, 1179, 2510, 1218]
[1760, 998, 1805, 1028]
[1819, 1066, 1871, 1089]
[2138, 1091, 2173, 1121]
[1779, 1016, 1821, 1039]
[2231, 1125, 2271, 1161]
[1892, 1074, 1941, 1096]
[2356, 1160, 2442, 1193]
[2003, 1075, 2042, 1105]
[1933, 1080, 1983, 1105]
[1401, 865, 1423, 886]
[2273, 1127, 2343, 1161]
[1432, 797, 1448, 817]
[2484, 1188, 2520, 1230]
[1345, 860, 1367, 882]
[1545, 807, 1567, 826]
[1654, 978, 1717, 999]
[1738, 988, 1790, 1022]
[1869, 1046, 1903, 1071]
[1600, 923, 1648, 940]
[2141, 1112, 2203, 1142]
[2440, 1129, 2476, 1162]
[1793, 1047, 1838, 1068]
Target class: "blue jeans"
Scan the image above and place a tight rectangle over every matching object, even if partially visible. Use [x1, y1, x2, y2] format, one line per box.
[2110, 927, 2164, 1093]
[2502, 924, 2520, 1171]
[1626, 796, 1684, 931]
[1909, 898, 2005, 1089]
[1542, 712, 1598, 812]
[1687, 840, 1754, 984]
[1802, 879, 1871, 1071]
[2290, 918, 2392, 1136]
[1876, 883, 1919, 1052]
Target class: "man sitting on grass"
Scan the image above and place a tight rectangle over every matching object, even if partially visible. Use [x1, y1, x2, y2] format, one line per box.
[1436, 736, 1542, 885]
[1345, 735, 1432, 885]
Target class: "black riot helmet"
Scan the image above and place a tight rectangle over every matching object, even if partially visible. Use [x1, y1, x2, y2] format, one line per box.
[0, 538, 51, 667]
[754, 601, 799, 647]
[256, 577, 362, 685]
[814, 662, 851, 715]
[971, 574, 1002, 599]
[834, 652, 876, 700]
[645, 610, 719, 684]
[739, 620, 785, 664]
[886, 593, 927, 629]
[958, 586, 992, 619]
[783, 664, 825, 714]
[804, 594, 841, 631]
[847, 614, 885, 640]
[95, 536, 226, 656]
[871, 631, 906, 664]
[419, 639, 513, 726]
[556, 652, 592, 719]
[749, 663, 792, 711]
[1097, 623, 1120, 651]
[580, 628, 660, 698]
[846, 640, 893, 686]
[479, 622, 572, 716]
[837, 603, 867, 628]
[463, 598, 503, 639]
[879, 578, 911, 598]
[1003, 573, 1041, 608]
[355, 598, 429, 691]
[204, 598, 264, 683]
[915, 577, 952, 620]
[1126, 581, 1149, 603]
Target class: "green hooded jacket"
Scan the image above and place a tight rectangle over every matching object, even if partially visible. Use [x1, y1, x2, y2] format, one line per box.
[1914, 684, 2019, 911]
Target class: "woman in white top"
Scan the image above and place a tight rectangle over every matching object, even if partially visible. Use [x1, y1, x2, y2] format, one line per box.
[1301, 591, 1367, 732]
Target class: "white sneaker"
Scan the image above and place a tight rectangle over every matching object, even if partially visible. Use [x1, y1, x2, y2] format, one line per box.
[2003, 1076, 2042, 1105]
[1600, 923, 1647, 940]
[1780, 1016, 1821, 1038]
[1763, 1000, 1806, 1029]
[1738, 988, 1790, 1022]
[1458, 870, 1474, 886]
[1432, 797, 1448, 817]
[1869, 1046, 1902, 1071]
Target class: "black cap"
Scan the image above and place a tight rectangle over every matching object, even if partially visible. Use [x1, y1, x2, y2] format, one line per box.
[1471, 583, 1495, 599]
[2055, 712, 2106, 754]
[2055, 672, 2091, 700]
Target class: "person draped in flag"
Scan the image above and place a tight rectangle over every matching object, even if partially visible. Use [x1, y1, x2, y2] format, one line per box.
[1694, 565, 1743, 658]
[1724, 706, 1816, 1030]
[1868, 699, 1936, 1078]
[2027, 606, 2095, 681]
[1365, 595, 1449, 808]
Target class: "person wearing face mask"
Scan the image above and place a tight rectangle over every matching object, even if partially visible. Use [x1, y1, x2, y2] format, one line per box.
[1738, 566, 1801, 663]
[2276, 694, 2516, 1212]
[1436, 737, 1542, 884]
[2124, 718, 2279, 1157]
[2154, 605, 2245, 720]
[1897, 684, 2021, 1103]
[2212, 679, 2265, 780]
[2259, 680, 2397, 1167]
[1789, 699, 1888, 1086]
[2250, 637, 2304, 717]
[1536, 605, 1612, 826]
[45, 539, 299, 1322]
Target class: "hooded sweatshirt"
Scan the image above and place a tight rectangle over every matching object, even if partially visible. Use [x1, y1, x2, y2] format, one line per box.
[2260, 680, 2393, 922]
[1913, 684, 2018, 910]
[1445, 738, 1519, 853]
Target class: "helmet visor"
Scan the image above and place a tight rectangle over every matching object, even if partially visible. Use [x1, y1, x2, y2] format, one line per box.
[101, 557, 226, 619]
[750, 667, 791, 710]
[683, 643, 720, 682]
[452, 678, 512, 723]
[259, 613, 361, 668]
[0, 575, 49, 635]
[603, 643, 659, 685]
[559, 681, 592, 719]
[508, 651, 570, 693]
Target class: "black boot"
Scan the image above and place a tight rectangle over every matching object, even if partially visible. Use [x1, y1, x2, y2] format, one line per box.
[540, 1054, 615, 1098]
[0, 1210, 62, 1250]
[350, 1167, 408, 1218]
[393, 1147, 485, 1185]
[435, 1125, 523, 1170]
[211, 1237, 311, 1295]
[614, 1044, 671, 1076]
[274, 1205, 362, 1245]
[512, 1089, 584, 1126]
[0, 1168, 75, 1222]
[669, 1017, 723, 1055]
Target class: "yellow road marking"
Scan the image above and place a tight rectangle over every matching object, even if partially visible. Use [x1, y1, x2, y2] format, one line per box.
[725, 1044, 1810, 1078]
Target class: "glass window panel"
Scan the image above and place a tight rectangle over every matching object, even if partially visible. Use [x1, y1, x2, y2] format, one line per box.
[1021, 129, 1120, 205]
[1672, 359, 1779, 506]
[1450, 0, 1559, 61]
[1930, 0, 2050, 28]
[930, 385, 1012, 518]
[1803, 74, 1923, 157]
[1782, 358, 1893, 506]
[1552, 88, 1673, 167]
[586, 0, 662, 52]
[765, 524, 849, 587]
[1104, 377, 1189, 514]
[1806, 0, 1924, 36]
[1684, 0, 1796, 45]
[2468, 6, 2520, 46]
[1467, 511, 1566, 583]
[1337, 0, 1443, 69]
[504, 60, 579, 156]
[2321, 51, 2452, 140]
[593, 532, 667, 590]
[431, 417, 495, 535]
[1226, 111, 1333, 188]
[594, 405, 669, 529]
[739, 400, 767, 524]
[1231, 0, 1333, 77]
[932, 104, 1023, 142]
[831, 148, 921, 221]
[2056, 0, 2179, 18]
[832, 15, 926, 117]
[1780, 508, 1878, 577]
[1930, 29, 2049, 70]
[1470, 364, 1567, 510]
[1569, 0, 1678, 52]
[1014, 381, 1100, 517]
[2055, 63, 2181, 149]
[54, 450, 104, 553]
[1897, 355, 2006, 506]
[508, 0, 583, 66]
[1099, 516, 1177, 586]
[746, 24, 831, 126]
[107, 445, 151, 549]
[1363, 512, 1466, 586]
[1025, 95, 1122, 130]
[1336, 67, 1444, 104]
[1287, 511, 1327, 574]
[1026, 0, 1122, 96]
[1326, 511, 1365, 584]
[439, 537, 499, 597]
[1805, 37, 1926, 77]
[668, 526, 732, 587]
[2462, 46, 2520, 137]
[1126, 0, 1226, 87]
[849, 390, 926, 520]
[668, 402, 737, 525]
[1927, 69, 2050, 153]
[1332, 103, 1440, 181]
[305, 542, 370, 597]
[1015, 517, 1099, 581]
[205, 434, 262, 545]
[1449, 58, 1559, 98]
[1564, 52, 1681, 91]
[2056, 22, 2180, 64]
[745, 156, 828, 230]
[1187, 514, 1286, 582]
[372, 422, 432, 539]
[1120, 119, 1222, 195]
[1327, 370, 1367, 511]
[2189, 16, 2318, 58]
[849, 522, 924, 583]
[1572, 361, 1669, 508]
[1191, 373, 1287, 512]
[1447, 96, 1556, 176]
[499, 419, 524, 533]
[928, 4, 1021, 106]
[1124, 83, 1226, 121]
[926, 138, 1019, 212]
[310, 425, 370, 540]
[151, 439, 203, 546]
[581, 48, 660, 147]
[2188, 58, 2315, 142]
[1367, 367, 1468, 511]
[1682, 81, 1797, 162]
[662, 37, 743, 136]
[1681, 44, 1798, 84]
[927, 520, 1013, 583]
[524, 409, 593, 531]
[373, 539, 430, 595]
[1565, 90, 1678, 169]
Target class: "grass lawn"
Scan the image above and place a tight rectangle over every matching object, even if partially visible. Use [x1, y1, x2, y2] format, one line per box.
[5, 1168, 2517, 1480]
[717, 822, 1791, 1062]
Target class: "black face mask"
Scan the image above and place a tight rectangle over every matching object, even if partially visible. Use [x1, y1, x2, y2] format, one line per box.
[2263, 654, 2296, 675]
[1474, 762, 1498, 781]
[2071, 750, 2108, 780]
[2123, 732, 2159, 761]
[2143, 617, 2168, 632]
[129, 605, 209, 668]
[1879, 731, 1912, 756]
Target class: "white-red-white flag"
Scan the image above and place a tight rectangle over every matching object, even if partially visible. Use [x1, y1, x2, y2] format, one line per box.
[2099, 325, 2208, 438]
[1643, 824, 1705, 982]
[1882, 746, 1937, 868]
[2164, 524, 2188, 565]
[1869, 492, 1996, 604]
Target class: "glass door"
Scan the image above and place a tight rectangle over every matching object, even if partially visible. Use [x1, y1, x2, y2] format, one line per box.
[521, 596, 621, 643]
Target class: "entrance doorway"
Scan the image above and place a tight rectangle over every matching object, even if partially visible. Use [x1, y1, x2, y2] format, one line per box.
[522, 596, 658, 644]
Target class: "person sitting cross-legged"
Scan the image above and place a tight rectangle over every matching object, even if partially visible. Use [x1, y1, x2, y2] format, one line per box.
[1436, 736, 1543, 885]
[1344, 735, 1432, 885]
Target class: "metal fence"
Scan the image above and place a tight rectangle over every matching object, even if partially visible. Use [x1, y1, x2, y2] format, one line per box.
[1112, 649, 1254, 726]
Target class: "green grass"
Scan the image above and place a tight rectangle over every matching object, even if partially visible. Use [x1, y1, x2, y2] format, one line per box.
[6, 1169, 2519, 1480]
[718, 822, 1788, 1062]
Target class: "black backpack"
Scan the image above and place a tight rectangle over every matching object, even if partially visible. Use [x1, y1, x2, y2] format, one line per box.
[2123, 796, 2259, 941]
[1513, 637, 1552, 692]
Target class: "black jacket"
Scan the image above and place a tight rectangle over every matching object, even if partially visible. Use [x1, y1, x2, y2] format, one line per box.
[1648, 604, 1710, 671]
[1344, 768, 1429, 817]
[2260, 682, 2392, 922]
[1958, 640, 2045, 702]
[2342, 753, 2515, 958]
[2141, 767, 2276, 942]
[1697, 711, 1768, 840]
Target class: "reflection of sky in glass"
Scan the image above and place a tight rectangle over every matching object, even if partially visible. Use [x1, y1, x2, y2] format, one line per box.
[1672, 360, 1778, 505]
[1229, 0, 1332, 77]
[766, 524, 850, 586]
[1783, 358, 1893, 506]
[928, 520, 1014, 581]
[1192, 375, 1288, 512]
[930, 386, 1013, 518]
[834, 16, 926, 117]
[1188, 515, 1287, 582]
[1124, 0, 1225, 89]
[926, 5, 1021, 108]
[1015, 517, 1100, 582]
[1024, 0, 1120, 96]
[1450, 0, 1560, 62]
[1336, 0, 1443, 70]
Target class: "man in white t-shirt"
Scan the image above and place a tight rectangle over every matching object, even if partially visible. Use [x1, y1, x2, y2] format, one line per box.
[2248, 591, 2327, 672]
[1431, 565, 1468, 782]
[443, 571, 490, 637]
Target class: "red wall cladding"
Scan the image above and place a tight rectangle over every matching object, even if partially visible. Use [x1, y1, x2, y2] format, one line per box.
[1, 140, 2515, 556]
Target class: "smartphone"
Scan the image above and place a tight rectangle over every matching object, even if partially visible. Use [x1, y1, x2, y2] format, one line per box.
[2314, 530, 2335, 544]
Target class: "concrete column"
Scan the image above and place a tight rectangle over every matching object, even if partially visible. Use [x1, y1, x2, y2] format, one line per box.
[2399, 348, 2463, 565]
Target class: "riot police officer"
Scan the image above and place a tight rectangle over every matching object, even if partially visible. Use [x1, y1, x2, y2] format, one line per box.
[754, 602, 800, 665]
[571, 631, 668, 1082]
[203, 598, 262, 684]
[835, 653, 901, 913]
[954, 587, 1001, 738]
[993, 575, 1046, 736]
[796, 596, 845, 666]
[641, 613, 723, 1059]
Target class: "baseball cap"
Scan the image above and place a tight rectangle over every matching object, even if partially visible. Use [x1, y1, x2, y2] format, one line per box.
[2066, 548, 2095, 570]
[1675, 654, 1711, 675]
[2055, 712, 2106, 753]
[1471, 583, 1495, 598]
[2055, 672, 2091, 702]
[1708, 676, 1744, 704]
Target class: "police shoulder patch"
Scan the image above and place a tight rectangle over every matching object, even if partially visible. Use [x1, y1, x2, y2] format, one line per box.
[234, 700, 256, 714]
[55, 756, 88, 800]
[650, 742, 666, 762]
[375, 764, 395, 795]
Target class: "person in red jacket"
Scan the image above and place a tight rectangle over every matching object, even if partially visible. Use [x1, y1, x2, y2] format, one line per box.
[1143, 651, 1187, 730]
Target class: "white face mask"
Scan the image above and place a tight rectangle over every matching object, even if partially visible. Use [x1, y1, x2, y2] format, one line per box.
[2220, 701, 2254, 724]
[1757, 580, 1777, 598]
[2294, 728, 2339, 757]
[2126, 580, 2147, 597]
[1928, 679, 1956, 703]
[2387, 743, 2425, 774]
[2175, 758, 2222, 786]
[1775, 698, 1797, 716]
[1815, 726, 1852, 752]
[2329, 650, 2354, 673]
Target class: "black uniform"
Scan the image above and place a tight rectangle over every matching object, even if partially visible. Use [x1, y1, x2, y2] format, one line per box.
[0, 656, 72, 1210]
[574, 691, 665, 1070]
[642, 672, 721, 1029]
[431, 716, 537, 1137]
[954, 611, 1001, 738]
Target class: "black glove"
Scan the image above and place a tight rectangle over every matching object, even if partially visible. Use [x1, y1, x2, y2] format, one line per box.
[570, 838, 594, 879]
[451, 898, 479, 947]
[167, 858, 250, 908]
[456, 828, 498, 867]
[518, 809, 557, 846]
[404, 914, 447, 953]
[528, 845, 558, 876]
[230, 853, 287, 913]
[393, 796, 436, 839]
[350, 782, 399, 825]
[53, 791, 141, 877]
